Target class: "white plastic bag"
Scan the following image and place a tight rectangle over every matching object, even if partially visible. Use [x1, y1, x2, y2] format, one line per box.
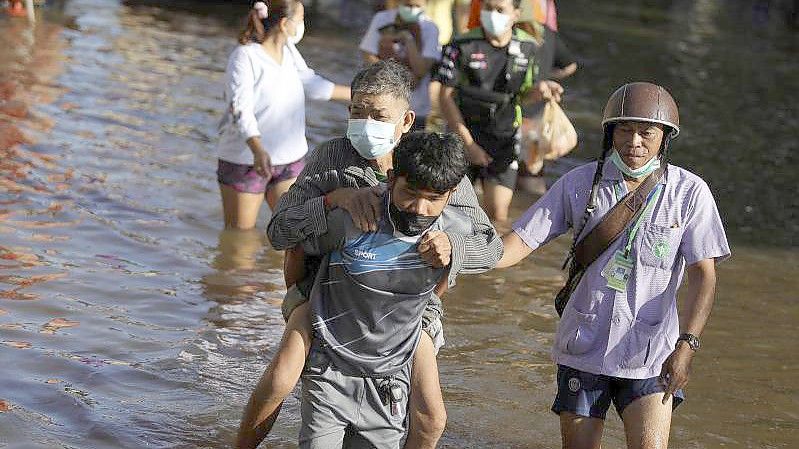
[539, 99, 577, 160]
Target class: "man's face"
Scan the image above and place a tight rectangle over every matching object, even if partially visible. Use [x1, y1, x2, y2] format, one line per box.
[400, 0, 425, 8]
[390, 176, 451, 217]
[349, 92, 415, 144]
[612, 121, 665, 169]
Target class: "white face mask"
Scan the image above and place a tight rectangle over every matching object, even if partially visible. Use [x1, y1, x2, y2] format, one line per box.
[480, 10, 512, 37]
[346, 118, 401, 159]
[288, 20, 304, 45]
[397, 5, 424, 23]
[609, 149, 661, 179]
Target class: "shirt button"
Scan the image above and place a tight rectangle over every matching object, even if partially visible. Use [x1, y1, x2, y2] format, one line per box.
[612, 316, 621, 325]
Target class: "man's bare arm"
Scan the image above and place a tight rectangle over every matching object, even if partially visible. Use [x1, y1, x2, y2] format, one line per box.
[660, 258, 717, 403]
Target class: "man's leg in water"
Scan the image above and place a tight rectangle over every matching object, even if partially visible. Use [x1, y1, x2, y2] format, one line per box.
[404, 331, 447, 449]
[403, 274, 450, 448]
[236, 301, 311, 449]
[621, 393, 673, 449]
[236, 247, 310, 449]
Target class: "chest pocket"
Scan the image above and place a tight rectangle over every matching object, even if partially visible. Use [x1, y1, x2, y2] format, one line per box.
[638, 222, 682, 270]
[512, 56, 530, 74]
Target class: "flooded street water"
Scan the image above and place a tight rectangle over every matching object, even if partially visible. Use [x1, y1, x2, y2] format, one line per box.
[0, 1, 797, 448]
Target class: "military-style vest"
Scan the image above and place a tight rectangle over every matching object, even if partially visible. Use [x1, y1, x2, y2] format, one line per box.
[452, 27, 538, 137]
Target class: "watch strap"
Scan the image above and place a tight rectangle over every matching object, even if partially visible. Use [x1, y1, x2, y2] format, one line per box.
[677, 333, 700, 351]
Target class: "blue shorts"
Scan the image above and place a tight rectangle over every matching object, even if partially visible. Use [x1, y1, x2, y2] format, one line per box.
[552, 365, 685, 419]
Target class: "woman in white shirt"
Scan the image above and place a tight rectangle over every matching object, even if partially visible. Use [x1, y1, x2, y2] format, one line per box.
[217, 0, 349, 229]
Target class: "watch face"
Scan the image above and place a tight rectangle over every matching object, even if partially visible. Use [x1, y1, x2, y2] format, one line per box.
[679, 334, 700, 350]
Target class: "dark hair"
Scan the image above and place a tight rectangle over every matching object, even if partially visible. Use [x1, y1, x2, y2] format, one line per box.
[351, 59, 412, 106]
[239, 0, 301, 44]
[659, 126, 674, 165]
[392, 132, 468, 194]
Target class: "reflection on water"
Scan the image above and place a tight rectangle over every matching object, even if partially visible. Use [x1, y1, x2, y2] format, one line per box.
[0, 0, 796, 448]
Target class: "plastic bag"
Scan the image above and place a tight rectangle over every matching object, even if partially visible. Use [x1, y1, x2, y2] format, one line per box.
[520, 100, 577, 174]
[539, 99, 577, 160]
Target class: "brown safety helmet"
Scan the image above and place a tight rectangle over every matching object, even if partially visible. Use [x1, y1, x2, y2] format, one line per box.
[601, 82, 680, 137]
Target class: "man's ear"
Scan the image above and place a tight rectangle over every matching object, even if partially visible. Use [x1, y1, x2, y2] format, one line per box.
[401, 109, 416, 133]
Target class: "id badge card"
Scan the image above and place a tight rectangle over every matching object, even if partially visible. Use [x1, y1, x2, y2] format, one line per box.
[602, 250, 634, 292]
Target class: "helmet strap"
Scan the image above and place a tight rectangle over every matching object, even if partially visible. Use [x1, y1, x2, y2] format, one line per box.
[658, 131, 673, 166]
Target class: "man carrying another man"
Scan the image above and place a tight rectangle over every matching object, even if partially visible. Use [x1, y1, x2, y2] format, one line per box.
[236, 60, 500, 449]
[298, 131, 471, 448]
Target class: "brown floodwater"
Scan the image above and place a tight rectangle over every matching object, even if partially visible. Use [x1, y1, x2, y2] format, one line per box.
[0, 0, 796, 448]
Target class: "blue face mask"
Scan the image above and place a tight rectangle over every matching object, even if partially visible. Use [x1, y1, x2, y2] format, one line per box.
[609, 150, 661, 179]
[346, 118, 400, 160]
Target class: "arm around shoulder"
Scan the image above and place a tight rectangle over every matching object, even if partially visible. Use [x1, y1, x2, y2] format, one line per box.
[444, 177, 503, 277]
[266, 141, 349, 249]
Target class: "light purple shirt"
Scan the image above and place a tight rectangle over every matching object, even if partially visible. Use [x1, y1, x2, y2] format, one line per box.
[513, 161, 731, 379]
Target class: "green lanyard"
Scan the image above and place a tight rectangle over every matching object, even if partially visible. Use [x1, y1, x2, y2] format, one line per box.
[614, 182, 664, 258]
[374, 171, 388, 183]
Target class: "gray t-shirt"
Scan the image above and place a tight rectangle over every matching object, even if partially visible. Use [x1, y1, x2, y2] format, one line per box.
[302, 195, 472, 377]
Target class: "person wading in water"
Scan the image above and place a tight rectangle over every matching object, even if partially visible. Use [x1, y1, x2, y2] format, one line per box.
[499, 82, 730, 449]
[216, 0, 349, 230]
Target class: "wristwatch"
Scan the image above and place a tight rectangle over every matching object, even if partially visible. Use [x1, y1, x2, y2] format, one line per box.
[676, 333, 701, 351]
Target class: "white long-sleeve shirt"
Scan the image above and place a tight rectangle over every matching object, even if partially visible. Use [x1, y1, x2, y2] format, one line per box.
[287, 42, 336, 102]
[217, 43, 333, 166]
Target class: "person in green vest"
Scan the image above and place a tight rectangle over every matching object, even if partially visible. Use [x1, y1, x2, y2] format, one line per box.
[434, 0, 562, 222]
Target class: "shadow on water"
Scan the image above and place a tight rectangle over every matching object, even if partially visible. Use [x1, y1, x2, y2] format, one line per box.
[0, 0, 796, 448]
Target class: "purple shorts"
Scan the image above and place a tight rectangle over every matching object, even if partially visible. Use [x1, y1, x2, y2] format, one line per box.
[217, 157, 306, 194]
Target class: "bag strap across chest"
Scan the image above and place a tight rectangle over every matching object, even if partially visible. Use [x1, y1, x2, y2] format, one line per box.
[554, 166, 666, 316]
[574, 166, 666, 268]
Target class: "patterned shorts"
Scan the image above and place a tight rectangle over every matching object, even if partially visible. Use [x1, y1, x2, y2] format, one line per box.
[217, 157, 306, 194]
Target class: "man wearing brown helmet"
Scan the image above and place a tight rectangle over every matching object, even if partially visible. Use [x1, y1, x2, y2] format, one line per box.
[498, 82, 730, 448]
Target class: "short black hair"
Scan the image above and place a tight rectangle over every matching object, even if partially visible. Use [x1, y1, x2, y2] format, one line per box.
[392, 131, 468, 194]
[351, 59, 412, 105]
